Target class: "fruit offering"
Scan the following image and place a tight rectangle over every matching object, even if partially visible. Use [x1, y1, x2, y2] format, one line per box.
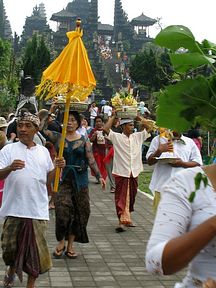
[56, 95, 81, 103]
[140, 119, 158, 132]
[111, 92, 137, 108]
[159, 128, 174, 153]
[54, 95, 88, 112]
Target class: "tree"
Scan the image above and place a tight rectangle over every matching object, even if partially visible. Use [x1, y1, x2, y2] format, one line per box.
[0, 38, 19, 113]
[130, 43, 173, 92]
[0, 0, 4, 38]
[154, 25, 216, 132]
[0, 37, 10, 79]
[0, 0, 12, 40]
[22, 34, 51, 84]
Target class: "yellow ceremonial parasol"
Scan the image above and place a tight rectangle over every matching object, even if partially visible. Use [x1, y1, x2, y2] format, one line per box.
[36, 19, 96, 192]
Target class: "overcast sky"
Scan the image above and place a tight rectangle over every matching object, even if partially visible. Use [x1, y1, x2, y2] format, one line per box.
[4, 0, 216, 43]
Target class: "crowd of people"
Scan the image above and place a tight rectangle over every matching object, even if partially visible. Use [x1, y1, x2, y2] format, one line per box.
[0, 98, 216, 288]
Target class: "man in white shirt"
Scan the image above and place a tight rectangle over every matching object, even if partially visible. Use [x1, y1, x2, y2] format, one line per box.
[101, 101, 113, 121]
[0, 111, 65, 288]
[104, 115, 151, 232]
[146, 131, 202, 212]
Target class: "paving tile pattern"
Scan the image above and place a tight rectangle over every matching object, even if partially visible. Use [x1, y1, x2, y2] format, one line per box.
[0, 170, 185, 287]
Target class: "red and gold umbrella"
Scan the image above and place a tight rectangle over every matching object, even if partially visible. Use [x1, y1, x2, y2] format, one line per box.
[36, 19, 96, 192]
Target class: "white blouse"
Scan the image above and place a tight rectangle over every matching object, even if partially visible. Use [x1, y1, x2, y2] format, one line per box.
[145, 166, 216, 288]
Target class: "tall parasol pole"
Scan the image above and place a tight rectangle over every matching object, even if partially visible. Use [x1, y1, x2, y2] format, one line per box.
[53, 96, 71, 192]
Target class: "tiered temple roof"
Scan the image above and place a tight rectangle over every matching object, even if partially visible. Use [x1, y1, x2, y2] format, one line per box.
[131, 13, 157, 27]
[50, 9, 77, 22]
[20, 5, 52, 48]
[98, 23, 113, 35]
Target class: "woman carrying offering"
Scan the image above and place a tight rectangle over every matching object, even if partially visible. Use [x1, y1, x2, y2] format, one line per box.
[53, 111, 105, 259]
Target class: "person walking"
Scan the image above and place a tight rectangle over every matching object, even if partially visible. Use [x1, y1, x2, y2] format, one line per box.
[82, 117, 92, 136]
[138, 101, 151, 117]
[53, 111, 105, 259]
[0, 111, 65, 288]
[89, 101, 99, 128]
[146, 130, 202, 212]
[89, 115, 107, 181]
[77, 114, 88, 139]
[101, 101, 113, 121]
[103, 114, 151, 232]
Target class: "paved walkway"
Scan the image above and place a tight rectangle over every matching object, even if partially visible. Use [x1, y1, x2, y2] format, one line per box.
[0, 171, 185, 288]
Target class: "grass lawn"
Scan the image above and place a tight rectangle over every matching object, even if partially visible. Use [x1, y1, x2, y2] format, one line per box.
[138, 168, 153, 196]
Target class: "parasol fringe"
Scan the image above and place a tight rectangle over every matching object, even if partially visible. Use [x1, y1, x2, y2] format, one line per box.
[36, 78, 95, 101]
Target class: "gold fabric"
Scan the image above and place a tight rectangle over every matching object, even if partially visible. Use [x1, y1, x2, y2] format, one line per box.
[36, 29, 96, 101]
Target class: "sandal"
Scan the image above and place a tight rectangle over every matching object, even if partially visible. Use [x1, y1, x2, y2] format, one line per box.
[53, 246, 65, 258]
[3, 272, 15, 288]
[125, 223, 136, 227]
[115, 226, 126, 233]
[65, 251, 78, 259]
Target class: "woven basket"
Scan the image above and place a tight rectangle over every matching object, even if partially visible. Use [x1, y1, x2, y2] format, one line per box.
[116, 106, 137, 119]
[69, 102, 88, 112]
[57, 101, 88, 112]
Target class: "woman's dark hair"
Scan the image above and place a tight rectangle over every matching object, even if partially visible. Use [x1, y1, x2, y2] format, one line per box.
[69, 111, 81, 129]
[94, 115, 103, 122]
[187, 128, 200, 139]
[84, 117, 89, 124]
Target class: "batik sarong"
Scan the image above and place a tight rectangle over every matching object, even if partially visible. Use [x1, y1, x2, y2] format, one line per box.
[114, 176, 138, 225]
[1, 217, 52, 282]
